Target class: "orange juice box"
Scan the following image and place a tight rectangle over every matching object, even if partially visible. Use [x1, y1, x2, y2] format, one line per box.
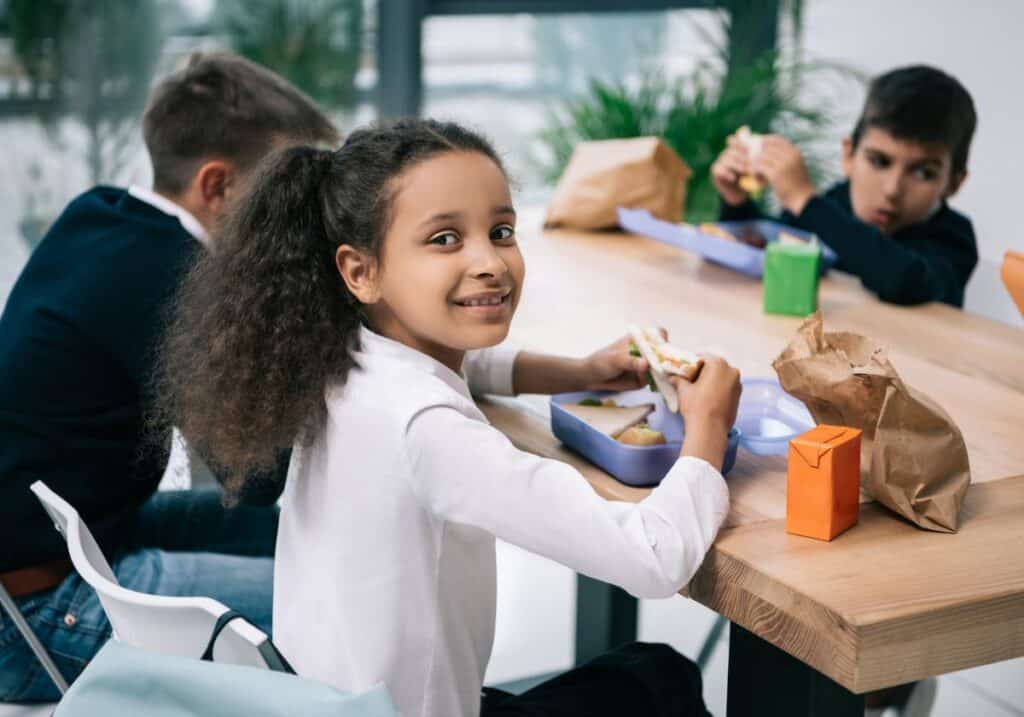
[786, 425, 862, 541]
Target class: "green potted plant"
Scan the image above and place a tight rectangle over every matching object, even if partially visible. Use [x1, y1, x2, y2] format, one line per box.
[214, 0, 364, 113]
[8, 0, 164, 185]
[539, 17, 862, 222]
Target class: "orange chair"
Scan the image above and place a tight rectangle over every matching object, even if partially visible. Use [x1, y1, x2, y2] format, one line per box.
[1002, 250, 1024, 318]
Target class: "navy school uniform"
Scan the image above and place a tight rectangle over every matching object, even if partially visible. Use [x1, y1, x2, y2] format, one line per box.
[721, 180, 978, 307]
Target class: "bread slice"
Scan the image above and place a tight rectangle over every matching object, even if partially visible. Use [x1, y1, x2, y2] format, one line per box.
[628, 325, 704, 413]
[736, 126, 765, 196]
[617, 424, 666, 445]
[562, 403, 655, 438]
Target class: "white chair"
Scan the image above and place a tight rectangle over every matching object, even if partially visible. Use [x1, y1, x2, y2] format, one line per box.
[28, 481, 287, 670]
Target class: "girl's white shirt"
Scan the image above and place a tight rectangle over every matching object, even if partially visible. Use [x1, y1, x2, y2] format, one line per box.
[273, 327, 730, 717]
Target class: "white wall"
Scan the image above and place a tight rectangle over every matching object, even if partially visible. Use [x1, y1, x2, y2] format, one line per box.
[799, 0, 1023, 325]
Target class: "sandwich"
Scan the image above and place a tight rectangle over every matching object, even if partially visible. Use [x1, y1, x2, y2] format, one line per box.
[693, 223, 767, 249]
[563, 402, 655, 439]
[564, 399, 667, 446]
[617, 424, 667, 446]
[698, 223, 740, 243]
[735, 126, 765, 197]
[628, 325, 703, 413]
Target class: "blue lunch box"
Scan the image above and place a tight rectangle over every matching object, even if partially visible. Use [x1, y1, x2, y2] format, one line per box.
[616, 207, 837, 278]
[550, 388, 741, 487]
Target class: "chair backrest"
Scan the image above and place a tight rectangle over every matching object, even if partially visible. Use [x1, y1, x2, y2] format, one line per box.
[29, 481, 275, 671]
[1002, 250, 1024, 318]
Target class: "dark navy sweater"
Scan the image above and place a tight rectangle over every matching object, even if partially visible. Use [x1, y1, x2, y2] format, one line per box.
[0, 188, 200, 570]
[720, 181, 979, 307]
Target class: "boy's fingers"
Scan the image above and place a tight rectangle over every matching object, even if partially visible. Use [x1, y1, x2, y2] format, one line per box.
[727, 134, 750, 151]
[721, 156, 747, 174]
[761, 134, 791, 148]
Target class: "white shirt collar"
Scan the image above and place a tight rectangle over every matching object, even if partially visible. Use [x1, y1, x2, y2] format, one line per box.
[128, 185, 209, 246]
[357, 326, 473, 403]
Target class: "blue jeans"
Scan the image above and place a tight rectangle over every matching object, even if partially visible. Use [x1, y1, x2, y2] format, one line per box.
[0, 489, 278, 703]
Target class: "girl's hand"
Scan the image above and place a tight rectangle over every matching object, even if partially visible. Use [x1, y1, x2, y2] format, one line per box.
[673, 356, 742, 468]
[710, 137, 753, 207]
[581, 332, 665, 392]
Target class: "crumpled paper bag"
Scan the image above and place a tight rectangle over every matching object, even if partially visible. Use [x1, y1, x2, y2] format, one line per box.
[772, 312, 970, 532]
[544, 137, 691, 230]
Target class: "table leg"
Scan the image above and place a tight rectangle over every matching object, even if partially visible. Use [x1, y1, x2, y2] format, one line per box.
[574, 574, 638, 665]
[727, 623, 863, 716]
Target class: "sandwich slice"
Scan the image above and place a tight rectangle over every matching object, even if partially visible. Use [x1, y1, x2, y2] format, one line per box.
[617, 423, 667, 446]
[562, 402, 655, 439]
[628, 325, 704, 413]
[735, 126, 765, 197]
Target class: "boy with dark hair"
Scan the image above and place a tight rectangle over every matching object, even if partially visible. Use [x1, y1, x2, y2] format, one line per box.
[711, 65, 978, 307]
[0, 52, 340, 702]
[713, 65, 975, 716]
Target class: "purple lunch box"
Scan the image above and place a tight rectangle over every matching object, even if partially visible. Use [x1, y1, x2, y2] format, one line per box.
[616, 207, 837, 278]
[550, 388, 741, 487]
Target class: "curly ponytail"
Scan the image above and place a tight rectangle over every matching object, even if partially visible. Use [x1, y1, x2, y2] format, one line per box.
[154, 119, 505, 498]
[155, 146, 357, 494]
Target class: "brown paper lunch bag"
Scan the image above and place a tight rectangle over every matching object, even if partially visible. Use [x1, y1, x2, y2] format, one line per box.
[772, 312, 971, 532]
[544, 137, 691, 231]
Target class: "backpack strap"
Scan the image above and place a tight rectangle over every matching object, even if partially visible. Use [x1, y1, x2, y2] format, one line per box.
[201, 610, 296, 674]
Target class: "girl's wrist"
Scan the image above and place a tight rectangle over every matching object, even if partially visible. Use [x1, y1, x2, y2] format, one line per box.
[679, 416, 730, 468]
[512, 352, 592, 394]
[576, 356, 603, 392]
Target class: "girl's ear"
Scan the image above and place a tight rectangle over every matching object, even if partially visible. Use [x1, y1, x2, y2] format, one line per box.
[336, 245, 380, 304]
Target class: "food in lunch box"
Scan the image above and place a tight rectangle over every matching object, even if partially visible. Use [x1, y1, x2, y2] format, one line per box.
[616, 423, 667, 446]
[696, 222, 768, 249]
[735, 126, 765, 197]
[562, 402, 655, 439]
[628, 325, 704, 413]
[577, 398, 620, 407]
[698, 223, 739, 242]
[736, 225, 769, 249]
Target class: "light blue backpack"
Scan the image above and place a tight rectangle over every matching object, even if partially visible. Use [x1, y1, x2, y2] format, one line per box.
[54, 634, 397, 717]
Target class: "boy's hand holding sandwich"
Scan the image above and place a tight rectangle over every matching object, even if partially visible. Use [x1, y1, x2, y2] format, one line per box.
[712, 128, 818, 216]
[711, 132, 756, 207]
[754, 136, 817, 215]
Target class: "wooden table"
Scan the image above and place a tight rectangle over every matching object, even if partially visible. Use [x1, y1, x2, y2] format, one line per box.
[482, 217, 1024, 715]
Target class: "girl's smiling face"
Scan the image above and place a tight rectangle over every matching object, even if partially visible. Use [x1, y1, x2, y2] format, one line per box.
[344, 150, 524, 371]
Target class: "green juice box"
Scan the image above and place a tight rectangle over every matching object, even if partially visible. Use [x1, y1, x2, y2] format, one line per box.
[763, 240, 821, 317]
